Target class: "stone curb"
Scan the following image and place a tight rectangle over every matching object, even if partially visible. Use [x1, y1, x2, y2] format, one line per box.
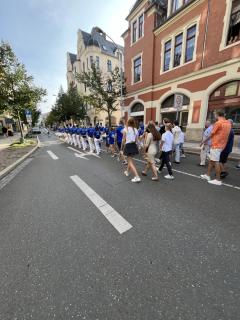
[0, 136, 40, 180]
[184, 148, 240, 161]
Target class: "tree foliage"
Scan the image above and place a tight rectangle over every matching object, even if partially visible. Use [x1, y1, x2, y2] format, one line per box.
[46, 85, 86, 126]
[0, 41, 46, 138]
[76, 64, 124, 127]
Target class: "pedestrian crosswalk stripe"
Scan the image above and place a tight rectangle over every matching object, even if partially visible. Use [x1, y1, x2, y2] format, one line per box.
[70, 175, 133, 234]
[47, 150, 59, 160]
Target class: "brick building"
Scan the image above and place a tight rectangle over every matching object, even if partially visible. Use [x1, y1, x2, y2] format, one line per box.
[122, 0, 240, 141]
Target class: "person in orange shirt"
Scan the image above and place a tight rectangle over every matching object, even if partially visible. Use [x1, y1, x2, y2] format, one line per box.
[201, 110, 231, 186]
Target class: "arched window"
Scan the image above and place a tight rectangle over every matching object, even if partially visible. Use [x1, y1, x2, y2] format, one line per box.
[131, 103, 144, 113]
[162, 94, 190, 109]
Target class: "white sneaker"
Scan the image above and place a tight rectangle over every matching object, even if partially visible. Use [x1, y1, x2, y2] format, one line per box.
[131, 176, 141, 183]
[208, 179, 222, 186]
[181, 154, 186, 158]
[124, 171, 129, 177]
[200, 174, 210, 181]
[111, 154, 115, 158]
[164, 174, 174, 180]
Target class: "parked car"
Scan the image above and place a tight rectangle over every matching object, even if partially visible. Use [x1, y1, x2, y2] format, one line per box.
[31, 127, 41, 134]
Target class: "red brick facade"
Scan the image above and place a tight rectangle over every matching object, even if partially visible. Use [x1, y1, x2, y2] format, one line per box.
[123, 0, 240, 140]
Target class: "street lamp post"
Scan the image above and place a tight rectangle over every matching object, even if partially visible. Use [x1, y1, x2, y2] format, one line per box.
[95, 27, 124, 117]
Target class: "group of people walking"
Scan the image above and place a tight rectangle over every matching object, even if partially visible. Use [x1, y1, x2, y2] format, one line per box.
[57, 109, 238, 186]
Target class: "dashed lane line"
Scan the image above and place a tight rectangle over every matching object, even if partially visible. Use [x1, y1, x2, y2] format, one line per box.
[70, 175, 133, 235]
[47, 150, 59, 160]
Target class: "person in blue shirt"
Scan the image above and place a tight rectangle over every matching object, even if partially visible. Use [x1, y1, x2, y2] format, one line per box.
[115, 120, 125, 161]
[109, 127, 116, 157]
[104, 126, 110, 152]
[75, 125, 82, 149]
[87, 124, 95, 153]
[94, 126, 101, 155]
[138, 124, 145, 151]
[81, 126, 87, 151]
[72, 125, 78, 147]
[219, 119, 235, 178]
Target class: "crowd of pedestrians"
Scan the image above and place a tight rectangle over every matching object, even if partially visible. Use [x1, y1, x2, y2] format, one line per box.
[57, 109, 239, 186]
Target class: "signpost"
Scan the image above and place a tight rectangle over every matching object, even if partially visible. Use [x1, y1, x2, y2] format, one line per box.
[174, 94, 183, 120]
[25, 110, 32, 124]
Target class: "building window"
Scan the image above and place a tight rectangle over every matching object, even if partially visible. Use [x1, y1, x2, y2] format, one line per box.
[164, 40, 172, 71]
[83, 62, 85, 72]
[172, 0, 181, 14]
[173, 33, 183, 67]
[133, 56, 142, 83]
[90, 56, 94, 67]
[139, 14, 144, 38]
[132, 21, 137, 43]
[96, 56, 100, 68]
[185, 25, 196, 62]
[87, 58, 89, 69]
[227, 0, 240, 45]
[107, 60, 112, 72]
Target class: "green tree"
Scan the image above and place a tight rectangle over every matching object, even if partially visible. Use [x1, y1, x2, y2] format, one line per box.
[47, 84, 86, 125]
[76, 64, 124, 127]
[0, 41, 46, 142]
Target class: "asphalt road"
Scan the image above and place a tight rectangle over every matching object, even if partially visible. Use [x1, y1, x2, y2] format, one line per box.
[0, 133, 240, 320]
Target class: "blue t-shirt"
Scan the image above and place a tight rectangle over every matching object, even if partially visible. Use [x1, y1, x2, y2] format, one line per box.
[87, 127, 94, 138]
[109, 130, 115, 144]
[104, 127, 109, 135]
[94, 130, 101, 139]
[116, 125, 123, 143]
[222, 129, 234, 154]
[81, 128, 87, 136]
[138, 126, 144, 136]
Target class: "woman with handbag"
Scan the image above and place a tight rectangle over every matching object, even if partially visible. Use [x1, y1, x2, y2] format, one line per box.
[141, 123, 161, 181]
[122, 118, 141, 183]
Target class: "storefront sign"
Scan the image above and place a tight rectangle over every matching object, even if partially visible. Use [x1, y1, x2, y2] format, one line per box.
[174, 94, 183, 110]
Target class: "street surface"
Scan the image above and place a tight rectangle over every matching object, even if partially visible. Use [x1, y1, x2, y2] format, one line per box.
[0, 134, 240, 320]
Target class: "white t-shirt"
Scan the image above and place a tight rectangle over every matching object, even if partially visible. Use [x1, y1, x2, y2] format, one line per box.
[172, 126, 182, 144]
[161, 131, 173, 152]
[123, 127, 138, 144]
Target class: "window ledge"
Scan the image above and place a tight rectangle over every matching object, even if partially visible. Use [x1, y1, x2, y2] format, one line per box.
[160, 59, 196, 75]
[220, 40, 240, 52]
[131, 36, 144, 47]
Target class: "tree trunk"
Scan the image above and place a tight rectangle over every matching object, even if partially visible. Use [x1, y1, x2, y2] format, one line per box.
[17, 110, 24, 143]
[108, 110, 112, 128]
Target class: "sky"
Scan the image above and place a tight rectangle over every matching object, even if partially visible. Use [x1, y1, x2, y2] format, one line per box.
[0, 0, 136, 114]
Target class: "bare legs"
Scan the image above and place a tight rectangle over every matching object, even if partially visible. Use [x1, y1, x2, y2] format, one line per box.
[127, 157, 139, 177]
[207, 160, 221, 181]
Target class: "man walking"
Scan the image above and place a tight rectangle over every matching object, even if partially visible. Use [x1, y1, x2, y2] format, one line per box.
[201, 110, 231, 186]
[172, 120, 182, 164]
[219, 119, 234, 178]
[199, 120, 213, 166]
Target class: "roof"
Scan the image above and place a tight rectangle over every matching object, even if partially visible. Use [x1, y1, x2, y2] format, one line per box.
[79, 28, 123, 56]
[126, 0, 167, 20]
[68, 53, 77, 65]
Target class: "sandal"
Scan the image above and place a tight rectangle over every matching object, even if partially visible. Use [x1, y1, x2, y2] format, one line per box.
[151, 176, 159, 181]
[141, 171, 147, 176]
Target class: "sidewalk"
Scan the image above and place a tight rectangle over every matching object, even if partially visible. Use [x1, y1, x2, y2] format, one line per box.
[0, 133, 21, 151]
[184, 142, 240, 160]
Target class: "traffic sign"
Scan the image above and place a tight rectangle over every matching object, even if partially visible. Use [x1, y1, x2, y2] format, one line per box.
[174, 94, 183, 111]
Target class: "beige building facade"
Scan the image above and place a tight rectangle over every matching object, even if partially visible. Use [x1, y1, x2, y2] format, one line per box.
[67, 27, 124, 126]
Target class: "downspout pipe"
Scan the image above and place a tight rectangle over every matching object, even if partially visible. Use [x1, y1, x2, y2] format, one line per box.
[201, 0, 211, 69]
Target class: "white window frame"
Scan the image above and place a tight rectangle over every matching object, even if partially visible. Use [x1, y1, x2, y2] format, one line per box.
[131, 10, 145, 45]
[160, 17, 200, 74]
[131, 52, 143, 85]
[220, 0, 240, 51]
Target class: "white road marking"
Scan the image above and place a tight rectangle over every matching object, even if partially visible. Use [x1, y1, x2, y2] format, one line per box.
[0, 158, 33, 191]
[47, 150, 59, 160]
[70, 175, 132, 234]
[68, 146, 101, 158]
[74, 153, 89, 160]
[132, 157, 240, 191]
